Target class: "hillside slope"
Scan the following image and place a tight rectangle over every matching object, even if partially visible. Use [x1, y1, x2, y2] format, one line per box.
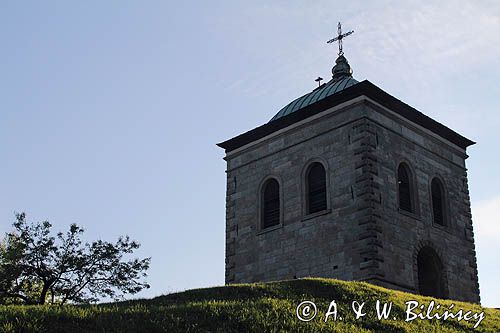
[0, 278, 498, 332]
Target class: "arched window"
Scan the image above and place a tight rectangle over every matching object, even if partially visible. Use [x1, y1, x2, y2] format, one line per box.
[306, 162, 327, 214]
[431, 178, 445, 226]
[262, 178, 280, 228]
[398, 163, 413, 213]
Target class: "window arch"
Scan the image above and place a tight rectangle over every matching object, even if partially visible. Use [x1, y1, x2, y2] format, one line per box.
[261, 178, 280, 229]
[398, 163, 414, 213]
[306, 162, 327, 214]
[431, 177, 446, 226]
[417, 246, 446, 298]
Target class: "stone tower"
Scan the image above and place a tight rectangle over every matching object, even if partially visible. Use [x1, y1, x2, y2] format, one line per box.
[217, 51, 480, 303]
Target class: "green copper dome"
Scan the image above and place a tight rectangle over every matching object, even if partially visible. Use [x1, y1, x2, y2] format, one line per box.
[270, 55, 359, 122]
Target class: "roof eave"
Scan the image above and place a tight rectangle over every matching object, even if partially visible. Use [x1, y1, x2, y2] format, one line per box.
[217, 80, 475, 152]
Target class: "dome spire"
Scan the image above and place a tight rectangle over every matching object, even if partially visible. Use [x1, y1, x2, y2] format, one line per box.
[326, 22, 355, 81]
[331, 55, 353, 81]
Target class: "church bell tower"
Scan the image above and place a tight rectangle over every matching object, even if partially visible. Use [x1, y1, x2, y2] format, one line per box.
[217, 23, 480, 303]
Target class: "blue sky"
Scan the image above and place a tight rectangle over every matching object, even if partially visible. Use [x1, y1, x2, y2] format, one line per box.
[1, 1, 499, 307]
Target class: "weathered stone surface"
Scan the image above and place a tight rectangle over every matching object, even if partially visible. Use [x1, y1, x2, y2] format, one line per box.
[221, 99, 480, 303]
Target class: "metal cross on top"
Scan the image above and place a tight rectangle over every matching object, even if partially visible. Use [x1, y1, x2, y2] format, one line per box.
[326, 22, 354, 56]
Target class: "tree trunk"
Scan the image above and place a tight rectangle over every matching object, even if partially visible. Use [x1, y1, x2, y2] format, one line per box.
[39, 283, 50, 305]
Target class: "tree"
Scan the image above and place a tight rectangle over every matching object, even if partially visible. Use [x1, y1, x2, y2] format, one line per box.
[0, 213, 151, 305]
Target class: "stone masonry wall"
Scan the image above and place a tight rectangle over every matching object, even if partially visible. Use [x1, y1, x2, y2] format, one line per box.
[223, 98, 480, 303]
[364, 101, 480, 303]
[225, 100, 369, 284]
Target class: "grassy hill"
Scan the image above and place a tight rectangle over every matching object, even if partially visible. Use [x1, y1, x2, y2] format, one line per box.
[0, 278, 498, 332]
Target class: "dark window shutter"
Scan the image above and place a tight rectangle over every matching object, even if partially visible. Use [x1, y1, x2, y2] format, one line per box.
[398, 164, 413, 212]
[307, 163, 327, 214]
[263, 179, 280, 228]
[431, 178, 445, 226]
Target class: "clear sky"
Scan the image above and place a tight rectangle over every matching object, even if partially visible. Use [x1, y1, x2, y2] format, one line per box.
[1, 1, 499, 307]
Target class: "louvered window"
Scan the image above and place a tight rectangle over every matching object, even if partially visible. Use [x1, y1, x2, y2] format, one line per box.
[431, 178, 445, 226]
[307, 163, 327, 214]
[262, 179, 280, 228]
[398, 164, 413, 212]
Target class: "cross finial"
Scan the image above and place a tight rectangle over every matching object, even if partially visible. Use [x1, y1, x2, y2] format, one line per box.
[315, 76, 323, 87]
[327, 22, 354, 56]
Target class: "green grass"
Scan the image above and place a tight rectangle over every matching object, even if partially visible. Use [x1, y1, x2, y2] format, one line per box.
[0, 278, 498, 332]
